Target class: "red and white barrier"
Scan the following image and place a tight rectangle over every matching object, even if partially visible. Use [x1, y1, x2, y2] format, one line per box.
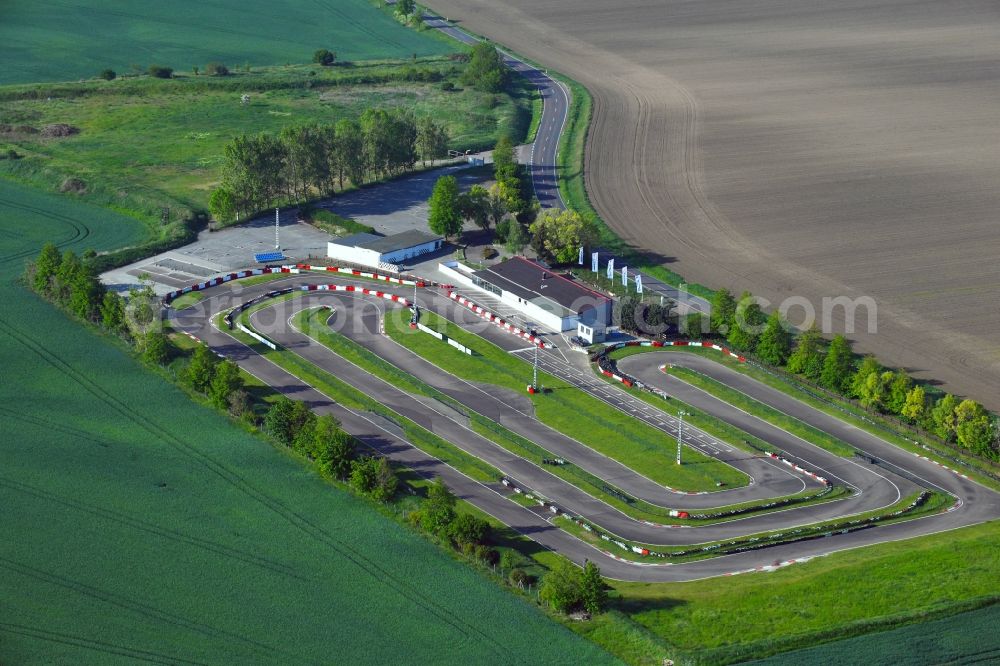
[648, 340, 746, 362]
[164, 266, 300, 303]
[764, 451, 830, 486]
[298, 284, 410, 307]
[295, 264, 426, 287]
[446, 291, 551, 348]
[913, 453, 972, 480]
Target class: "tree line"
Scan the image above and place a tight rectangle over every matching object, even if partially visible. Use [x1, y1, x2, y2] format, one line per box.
[24, 243, 612, 614]
[211, 110, 449, 223]
[26, 243, 177, 364]
[613, 282, 997, 460]
[703, 288, 998, 460]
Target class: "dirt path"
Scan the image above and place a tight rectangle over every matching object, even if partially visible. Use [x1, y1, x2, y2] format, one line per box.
[426, 0, 1000, 409]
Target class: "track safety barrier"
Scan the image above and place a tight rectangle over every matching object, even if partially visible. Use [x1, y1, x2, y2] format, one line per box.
[163, 266, 300, 303]
[298, 284, 410, 307]
[294, 264, 428, 287]
[571, 491, 932, 562]
[765, 451, 831, 486]
[446, 291, 551, 348]
[237, 323, 278, 350]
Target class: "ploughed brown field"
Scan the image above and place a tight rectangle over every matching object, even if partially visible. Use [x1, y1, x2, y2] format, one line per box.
[427, 0, 1000, 410]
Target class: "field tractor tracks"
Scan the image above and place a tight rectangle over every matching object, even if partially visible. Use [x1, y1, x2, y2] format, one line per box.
[0, 195, 90, 261]
[0, 475, 307, 580]
[0, 556, 308, 663]
[0, 622, 208, 665]
[0, 317, 515, 660]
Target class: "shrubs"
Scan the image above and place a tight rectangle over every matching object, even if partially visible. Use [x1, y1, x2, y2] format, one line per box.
[313, 49, 336, 66]
[462, 42, 509, 93]
[42, 124, 79, 138]
[205, 62, 230, 76]
[148, 65, 173, 79]
[539, 557, 608, 615]
[706, 289, 999, 460]
[99, 69, 116, 81]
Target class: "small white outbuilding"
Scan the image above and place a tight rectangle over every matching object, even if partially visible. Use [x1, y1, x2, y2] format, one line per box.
[327, 230, 443, 272]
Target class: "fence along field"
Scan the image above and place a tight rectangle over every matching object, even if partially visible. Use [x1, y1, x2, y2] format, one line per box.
[0, 0, 452, 85]
[0, 180, 615, 664]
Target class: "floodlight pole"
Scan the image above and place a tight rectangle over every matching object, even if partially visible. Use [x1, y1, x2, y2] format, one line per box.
[676, 410, 690, 465]
[274, 207, 280, 250]
[533, 345, 539, 392]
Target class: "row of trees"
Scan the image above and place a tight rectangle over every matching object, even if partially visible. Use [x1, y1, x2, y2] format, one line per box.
[28, 243, 172, 364]
[706, 289, 998, 459]
[26, 245, 613, 617]
[211, 110, 449, 223]
[181, 345, 247, 416]
[260, 397, 403, 498]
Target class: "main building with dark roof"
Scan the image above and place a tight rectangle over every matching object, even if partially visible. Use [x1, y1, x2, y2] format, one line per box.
[470, 257, 612, 342]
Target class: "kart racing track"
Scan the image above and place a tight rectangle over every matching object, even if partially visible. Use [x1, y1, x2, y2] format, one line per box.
[168, 270, 1000, 582]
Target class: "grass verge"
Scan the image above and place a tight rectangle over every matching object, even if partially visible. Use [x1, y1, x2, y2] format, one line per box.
[385, 307, 748, 491]
[297, 308, 841, 524]
[644, 346, 1000, 493]
[223, 302, 501, 483]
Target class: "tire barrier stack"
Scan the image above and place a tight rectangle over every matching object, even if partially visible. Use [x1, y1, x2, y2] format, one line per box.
[224, 288, 295, 329]
[501, 477, 568, 519]
[578, 491, 932, 563]
[294, 264, 429, 287]
[445, 291, 551, 348]
[164, 266, 299, 304]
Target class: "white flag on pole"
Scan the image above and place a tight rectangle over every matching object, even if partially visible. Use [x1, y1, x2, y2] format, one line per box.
[622, 266, 628, 286]
[591, 251, 599, 273]
[607, 258, 615, 280]
[636, 274, 643, 294]
[578, 246, 584, 265]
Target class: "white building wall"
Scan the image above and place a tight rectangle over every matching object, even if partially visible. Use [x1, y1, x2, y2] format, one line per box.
[497, 289, 572, 332]
[327, 242, 382, 268]
[381, 239, 442, 264]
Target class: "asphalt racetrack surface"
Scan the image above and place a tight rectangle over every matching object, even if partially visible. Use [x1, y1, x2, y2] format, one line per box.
[172, 276, 1000, 582]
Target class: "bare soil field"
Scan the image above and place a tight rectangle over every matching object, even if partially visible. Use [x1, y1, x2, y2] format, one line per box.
[427, 0, 1000, 410]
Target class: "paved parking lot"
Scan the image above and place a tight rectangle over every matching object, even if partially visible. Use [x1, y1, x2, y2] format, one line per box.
[101, 162, 489, 295]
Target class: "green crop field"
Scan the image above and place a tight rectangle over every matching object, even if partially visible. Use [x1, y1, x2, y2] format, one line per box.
[747, 602, 1000, 666]
[0, 0, 452, 85]
[0, 180, 617, 663]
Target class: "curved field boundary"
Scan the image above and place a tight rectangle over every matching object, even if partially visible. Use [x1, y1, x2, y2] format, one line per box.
[446, 290, 551, 348]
